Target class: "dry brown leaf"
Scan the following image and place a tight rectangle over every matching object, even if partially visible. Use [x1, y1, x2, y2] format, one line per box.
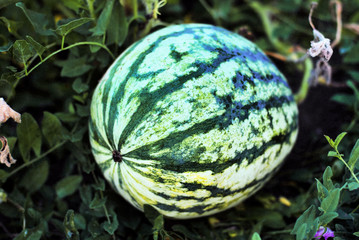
[308, 29, 333, 62]
[0, 136, 16, 167]
[0, 98, 21, 124]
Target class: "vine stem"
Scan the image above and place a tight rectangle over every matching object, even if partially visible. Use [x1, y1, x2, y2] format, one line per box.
[294, 58, 313, 104]
[91, 171, 111, 224]
[6, 140, 67, 180]
[337, 152, 359, 184]
[26, 41, 114, 77]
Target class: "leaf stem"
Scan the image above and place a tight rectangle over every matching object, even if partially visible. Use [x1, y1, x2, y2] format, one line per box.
[6, 140, 67, 180]
[61, 36, 65, 49]
[91, 171, 111, 224]
[336, 149, 359, 184]
[26, 41, 114, 76]
[294, 58, 313, 104]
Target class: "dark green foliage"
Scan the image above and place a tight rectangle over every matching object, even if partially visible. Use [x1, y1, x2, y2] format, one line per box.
[0, 0, 359, 239]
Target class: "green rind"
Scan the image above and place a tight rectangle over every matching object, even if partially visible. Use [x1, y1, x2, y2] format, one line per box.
[89, 23, 298, 219]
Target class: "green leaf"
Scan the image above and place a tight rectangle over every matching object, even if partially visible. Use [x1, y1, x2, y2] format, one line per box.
[316, 179, 329, 201]
[323, 166, 334, 191]
[334, 132, 347, 148]
[348, 80, 359, 100]
[320, 188, 340, 213]
[319, 211, 338, 225]
[291, 205, 316, 234]
[144, 204, 161, 225]
[89, 192, 107, 209]
[15, 2, 55, 36]
[17, 113, 42, 161]
[348, 139, 359, 171]
[0, 0, 21, 9]
[106, 1, 128, 46]
[92, 178, 105, 191]
[72, 78, 89, 94]
[296, 223, 307, 240]
[0, 169, 9, 183]
[348, 71, 359, 82]
[60, 0, 85, 12]
[251, 232, 262, 240]
[0, 41, 12, 52]
[42, 112, 63, 146]
[63, 210, 79, 240]
[90, 0, 115, 36]
[55, 175, 82, 199]
[331, 93, 356, 106]
[324, 135, 335, 148]
[19, 160, 49, 192]
[343, 43, 359, 63]
[12, 39, 35, 64]
[25, 36, 46, 58]
[348, 182, 359, 191]
[103, 212, 119, 235]
[56, 57, 92, 77]
[328, 151, 340, 158]
[74, 214, 86, 230]
[354, 232, 359, 237]
[55, 17, 92, 37]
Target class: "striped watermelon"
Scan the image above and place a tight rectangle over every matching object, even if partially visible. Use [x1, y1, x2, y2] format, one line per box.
[89, 24, 298, 219]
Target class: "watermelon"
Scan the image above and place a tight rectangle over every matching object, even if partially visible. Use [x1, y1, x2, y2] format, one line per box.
[89, 24, 298, 219]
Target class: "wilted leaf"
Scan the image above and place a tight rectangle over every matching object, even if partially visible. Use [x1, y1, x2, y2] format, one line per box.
[0, 98, 21, 125]
[55, 175, 82, 199]
[17, 113, 42, 161]
[0, 136, 16, 167]
[63, 210, 79, 240]
[90, 0, 115, 36]
[55, 17, 92, 37]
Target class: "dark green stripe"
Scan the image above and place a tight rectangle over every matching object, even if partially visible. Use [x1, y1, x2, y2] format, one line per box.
[153, 170, 273, 214]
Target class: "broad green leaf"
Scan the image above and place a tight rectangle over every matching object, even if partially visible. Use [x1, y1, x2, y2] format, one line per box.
[15, 2, 55, 36]
[17, 113, 42, 161]
[320, 188, 340, 213]
[334, 132, 347, 148]
[72, 78, 89, 94]
[88, 219, 102, 238]
[42, 112, 63, 146]
[25, 36, 46, 58]
[343, 43, 359, 63]
[63, 210, 79, 240]
[348, 139, 359, 170]
[90, 0, 115, 36]
[251, 232, 262, 240]
[291, 205, 316, 234]
[323, 166, 334, 191]
[0, 0, 21, 9]
[6, 136, 17, 152]
[324, 135, 335, 148]
[55, 175, 82, 198]
[103, 212, 119, 235]
[27, 208, 42, 221]
[12, 39, 35, 64]
[57, 57, 92, 77]
[0, 41, 12, 52]
[19, 160, 49, 192]
[106, 1, 128, 46]
[354, 232, 359, 237]
[55, 17, 92, 37]
[319, 212, 338, 225]
[89, 192, 107, 209]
